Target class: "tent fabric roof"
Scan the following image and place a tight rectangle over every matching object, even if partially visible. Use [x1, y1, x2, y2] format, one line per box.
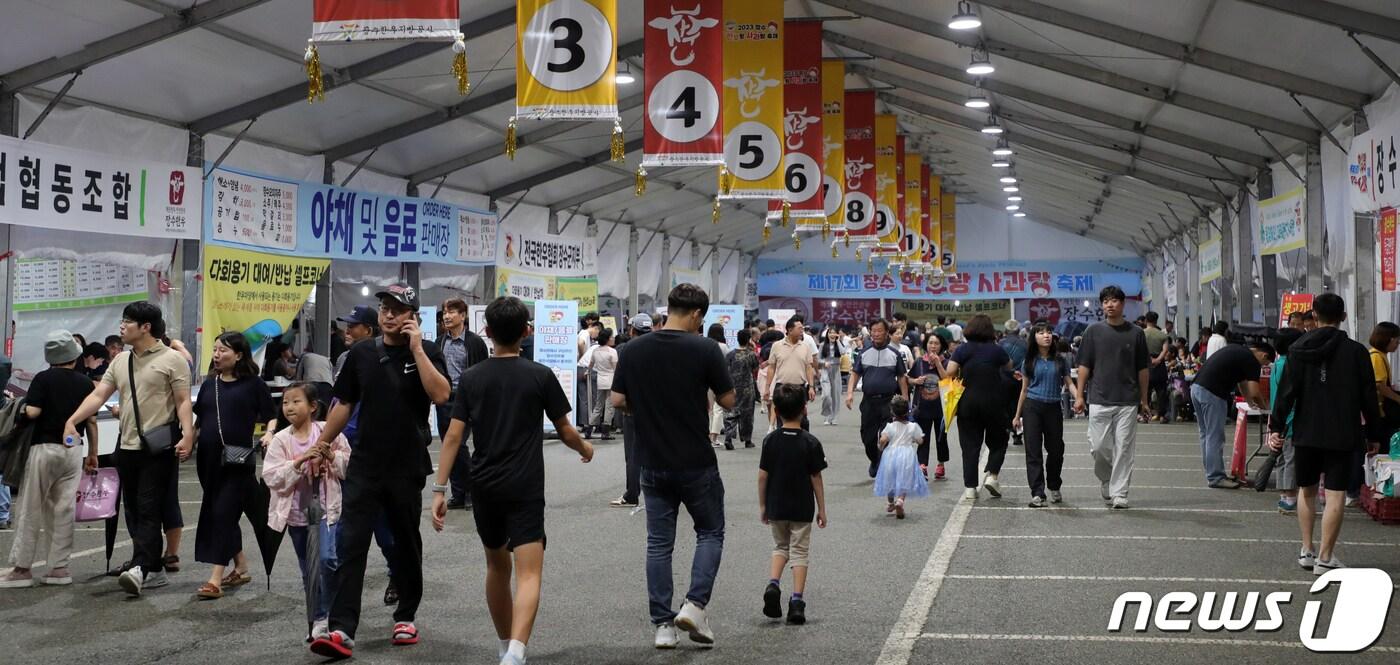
[6, 0, 1400, 255]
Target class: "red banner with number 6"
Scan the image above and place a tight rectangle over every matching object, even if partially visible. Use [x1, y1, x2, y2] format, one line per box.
[643, 0, 724, 166]
[768, 21, 824, 224]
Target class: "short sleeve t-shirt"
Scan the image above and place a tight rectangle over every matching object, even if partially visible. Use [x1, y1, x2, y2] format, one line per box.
[1144, 327, 1170, 358]
[1194, 344, 1262, 401]
[332, 337, 447, 477]
[26, 366, 94, 444]
[769, 338, 815, 386]
[1371, 348, 1390, 414]
[759, 427, 828, 522]
[102, 344, 192, 451]
[612, 329, 734, 471]
[193, 376, 275, 453]
[452, 356, 571, 502]
[951, 341, 1010, 393]
[1076, 320, 1150, 406]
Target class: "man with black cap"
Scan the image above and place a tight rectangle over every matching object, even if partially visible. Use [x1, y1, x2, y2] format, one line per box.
[310, 285, 451, 658]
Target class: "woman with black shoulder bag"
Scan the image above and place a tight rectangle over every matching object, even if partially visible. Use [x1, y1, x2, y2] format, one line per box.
[192, 332, 276, 599]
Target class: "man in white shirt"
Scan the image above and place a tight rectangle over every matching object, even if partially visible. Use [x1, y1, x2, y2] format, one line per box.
[1205, 321, 1229, 359]
[576, 313, 601, 433]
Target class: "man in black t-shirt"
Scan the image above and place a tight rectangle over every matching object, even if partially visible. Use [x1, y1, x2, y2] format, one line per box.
[430, 296, 593, 665]
[611, 284, 735, 650]
[309, 284, 451, 659]
[1190, 341, 1272, 488]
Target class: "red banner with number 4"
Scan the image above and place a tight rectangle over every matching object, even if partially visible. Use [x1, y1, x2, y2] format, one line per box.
[643, 0, 724, 166]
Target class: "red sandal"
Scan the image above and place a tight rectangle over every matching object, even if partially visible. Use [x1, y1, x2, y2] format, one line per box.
[391, 622, 419, 646]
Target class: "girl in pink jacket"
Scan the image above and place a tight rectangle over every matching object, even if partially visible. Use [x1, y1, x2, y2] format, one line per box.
[262, 382, 350, 641]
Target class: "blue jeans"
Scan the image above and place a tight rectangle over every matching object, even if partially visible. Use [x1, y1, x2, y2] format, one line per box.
[290, 520, 341, 621]
[641, 466, 725, 625]
[1190, 383, 1229, 484]
[0, 474, 10, 522]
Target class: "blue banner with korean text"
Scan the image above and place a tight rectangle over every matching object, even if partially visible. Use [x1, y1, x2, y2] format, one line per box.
[704, 305, 745, 349]
[534, 299, 580, 431]
[203, 165, 499, 266]
[758, 258, 1143, 300]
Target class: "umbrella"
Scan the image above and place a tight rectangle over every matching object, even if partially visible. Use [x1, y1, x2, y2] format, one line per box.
[246, 478, 284, 590]
[303, 482, 326, 634]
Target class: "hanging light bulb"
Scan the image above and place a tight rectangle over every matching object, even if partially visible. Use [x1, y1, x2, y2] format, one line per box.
[991, 156, 1011, 168]
[615, 61, 636, 85]
[964, 89, 990, 109]
[1007, 195, 1022, 201]
[966, 46, 995, 76]
[999, 175, 1017, 184]
[991, 137, 1013, 156]
[360, 285, 370, 297]
[949, 0, 982, 30]
[1003, 185, 1019, 192]
[1013, 212, 1026, 217]
[1006, 204, 1020, 211]
[981, 115, 1003, 135]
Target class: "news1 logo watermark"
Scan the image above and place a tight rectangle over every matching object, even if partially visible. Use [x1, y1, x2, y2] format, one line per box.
[1108, 569, 1394, 653]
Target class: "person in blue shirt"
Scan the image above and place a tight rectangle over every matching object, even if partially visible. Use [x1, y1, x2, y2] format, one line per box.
[1013, 322, 1075, 508]
[1256, 328, 1301, 514]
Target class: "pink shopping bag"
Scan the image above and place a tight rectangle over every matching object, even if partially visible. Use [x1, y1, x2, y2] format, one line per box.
[75, 468, 120, 522]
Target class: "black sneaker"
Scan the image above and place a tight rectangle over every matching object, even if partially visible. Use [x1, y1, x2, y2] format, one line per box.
[744, 441, 755, 449]
[383, 580, 398, 606]
[724, 440, 735, 451]
[786, 598, 807, 625]
[108, 560, 134, 577]
[763, 583, 782, 618]
[446, 498, 465, 510]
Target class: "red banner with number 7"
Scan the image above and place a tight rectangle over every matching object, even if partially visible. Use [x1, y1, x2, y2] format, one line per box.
[768, 21, 824, 225]
[643, 0, 724, 166]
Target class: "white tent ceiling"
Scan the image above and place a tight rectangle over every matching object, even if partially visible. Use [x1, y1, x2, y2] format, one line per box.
[5, 0, 1400, 255]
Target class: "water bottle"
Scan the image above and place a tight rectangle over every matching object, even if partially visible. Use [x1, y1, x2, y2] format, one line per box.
[64, 434, 78, 448]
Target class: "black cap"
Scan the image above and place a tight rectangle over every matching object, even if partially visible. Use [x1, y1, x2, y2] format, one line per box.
[374, 283, 419, 310]
[336, 305, 376, 326]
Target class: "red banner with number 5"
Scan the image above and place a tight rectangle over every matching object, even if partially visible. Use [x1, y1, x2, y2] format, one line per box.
[643, 0, 724, 166]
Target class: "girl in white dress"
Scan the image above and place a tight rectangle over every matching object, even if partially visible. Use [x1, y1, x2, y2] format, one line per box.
[874, 397, 930, 519]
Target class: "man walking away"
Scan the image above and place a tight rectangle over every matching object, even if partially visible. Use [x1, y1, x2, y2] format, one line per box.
[1206, 321, 1229, 359]
[1268, 293, 1382, 575]
[608, 314, 652, 508]
[846, 319, 908, 478]
[438, 298, 489, 511]
[1142, 312, 1172, 423]
[1073, 286, 1149, 509]
[611, 284, 735, 650]
[724, 328, 760, 450]
[1191, 341, 1272, 488]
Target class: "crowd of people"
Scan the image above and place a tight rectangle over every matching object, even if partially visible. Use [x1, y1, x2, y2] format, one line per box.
[0, 281, 1390, 663]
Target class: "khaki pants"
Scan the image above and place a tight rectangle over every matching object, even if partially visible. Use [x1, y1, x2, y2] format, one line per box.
[10, 444, 83, 570]
[769, 520, 813, 568]
[1088, 405, 1138, 500]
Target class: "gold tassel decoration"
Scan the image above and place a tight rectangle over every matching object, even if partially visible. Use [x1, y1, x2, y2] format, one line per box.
[831, 244, 838, 258]
[635, 166, 647, 197]
[781, 200, 791, 227]
[854, 247, 862, 262]
[451, 34, 470, 95]
[844, 233, 851, 248]
[610, 119, 625, 162]
[821, 221, 830, 242]
[792, 232, 801, 251]
[711, 198, 721, 224]
[303, 42, 325, 103]
[718, 165, 733, 196]
[762, 223, 772, 244]
[505, 116, 518, 160]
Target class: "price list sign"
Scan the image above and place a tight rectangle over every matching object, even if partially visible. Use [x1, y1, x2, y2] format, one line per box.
[211, 172, 297, 250]
[457, 208, 499, 263]
[14, 259, 147, 310]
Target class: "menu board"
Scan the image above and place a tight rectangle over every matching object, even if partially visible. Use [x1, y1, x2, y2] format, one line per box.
[13, 258, 147, 311]
[210, 171, 297, 249]
[458, 208, 498, 263]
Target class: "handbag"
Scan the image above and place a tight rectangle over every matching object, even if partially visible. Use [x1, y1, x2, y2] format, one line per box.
[215, 378, 257, 466]
[75, 467, 120, 522]
[128, 352, 181, 456]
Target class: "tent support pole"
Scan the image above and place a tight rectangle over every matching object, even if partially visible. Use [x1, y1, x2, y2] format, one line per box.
[1, 93, 15, 361]
[1305, 143, 1326, 294]
[22, 70, 81, 140]
[1257, 170, 1279, 325]
[204, 117, 257, 178]
[338, 146, 378, 187]
[627, 227, 640, 320]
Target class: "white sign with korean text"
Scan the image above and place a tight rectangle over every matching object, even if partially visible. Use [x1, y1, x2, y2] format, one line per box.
[0, 136, 200, 240]
[209, 170, 297, 249]
[457, 208, 498, 264]
[500, 229, 597, 277]
[1257, 186, 1306, 255]
[1199, 237, 1222, 285]
[1164, 261, 1178, 308]
[1349, 115, 1400, 212]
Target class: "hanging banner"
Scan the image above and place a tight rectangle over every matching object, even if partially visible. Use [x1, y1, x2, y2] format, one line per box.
[311, 0, 459, 42]
[534, 299, 580, 430]
[1257, 186, 1306, 255]
[643, 0, 723, 166]
[501, 229, 597, 276]
[821, 60, 845, 234]
[893, 300, 1013, 327]
[201, 245, 329, 366]
[1383, 207, 1398, 292]
[1280, 293, 1315, 326]
[768, 20, 824, 223]
[556, 276, 599, 311]
[842, 90, 877, 240]
[759, 258, 1145, 300]
[940, 190, 957, 273]
[205, 165, 498, 266]
[720, 0, 784, 199]
[1348, 120, 1400, 212]
[1198, 236, 1222, 284]
[516, 0, 618, 120]
[1164, 261, 1178, 308]
[704, 304, 745, 348]
[927, 172, 942, 268]
[1016, 298, 1144, 327]
[902, 152, 923, 262]
[872, 115, 900, 252]
[670, 266, 712, 296]
[0, 136, 200, 240]
[920, 165, 936, 268]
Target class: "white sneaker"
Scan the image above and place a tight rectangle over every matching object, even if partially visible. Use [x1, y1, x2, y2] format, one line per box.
[961, 488, 978, 502]
[1111, 497, 1130, 510]
[1049, 490, 1063, 504]
[143, 570, 170, 589]
[1314, 556, 1345, 575]
[654, 622, 680, 649]
[119, 566, 144, 597]
[311, 619, 330, 641]
[982, 473, 1001, 498]
[674, 601, 715, 646]
[1297, 549, 1316, 571]
[1344, 496, 1359, 508]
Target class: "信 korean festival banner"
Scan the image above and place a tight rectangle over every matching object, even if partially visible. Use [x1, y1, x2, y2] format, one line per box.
[940, 190, 957, 272]
[720, 0, 785, 200]
[767, 20, 824, 225]
[821, 60, 845, 234]
[1198, 236, 1222, 284]
[643, 0, 723, 166]
[757, 258, 1144, 300]
[0, 136, 200, 240]
[516, 0, 618, 120]
[311, 0, 460, 41]
[1257, 186, 1306, 255]
[534, 299, 580, 430]
[843, 91, 877, 241]
[201, 245, 329, 367]
[496, 229, 599, 305]
[204, 166, 499, 267]
[872, 114, 899, 252]
[704, 304, 745, 348]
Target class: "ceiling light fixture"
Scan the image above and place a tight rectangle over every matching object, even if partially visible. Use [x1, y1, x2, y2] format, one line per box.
[615, 61, 635, 85]
[991, 137, 1013, 156]
[1013, 212, 1026, 217]
[981, 115, 1003, 135]
[991, 156, 1011, 168]
[966, 46, 995, 76]
[965, 89, 990, 109]
[1006, 204, 1020, 211]
[1003, 185, 1019, 192]
[1007, 195, 1022, 201]
[999, 175, 1017, 184]
[949, 1, 982, 30]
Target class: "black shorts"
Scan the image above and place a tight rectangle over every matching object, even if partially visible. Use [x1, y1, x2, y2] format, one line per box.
[471, 493, 547, 551]
[1292, 446, 1353, 491]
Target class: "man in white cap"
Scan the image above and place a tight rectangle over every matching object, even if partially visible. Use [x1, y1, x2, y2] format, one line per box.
[0, 331, 96, 588]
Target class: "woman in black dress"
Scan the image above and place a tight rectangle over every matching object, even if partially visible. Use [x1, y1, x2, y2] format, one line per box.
[193, 332, 275, 599]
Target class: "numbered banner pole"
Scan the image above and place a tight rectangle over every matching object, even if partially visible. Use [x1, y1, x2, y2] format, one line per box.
[821, 60, 845, 241]
[516, 0, 619, 120]
[904, 151, 923, 266]
[719, 0, 785, 200]
[872, 114, 900, 253]
[920, 163, 934, 272]
[767, 20, 825, 225]
[642, 0, 723, 166]
[928, 173, 942, 272]
[940, 189, 957, 274]
[842, 90, 878, 243]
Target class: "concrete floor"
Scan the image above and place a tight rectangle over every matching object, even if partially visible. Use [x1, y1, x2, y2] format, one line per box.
[0, 410, 1396, 664]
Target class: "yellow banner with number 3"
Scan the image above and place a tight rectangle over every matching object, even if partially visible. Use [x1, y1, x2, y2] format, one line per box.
[719, 0, 784, 199]
[516, 0, 618, 120]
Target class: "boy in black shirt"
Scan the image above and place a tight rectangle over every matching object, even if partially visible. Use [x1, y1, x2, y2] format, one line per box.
[758, 384, 828, 626]
[431, 296, 594, 665]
